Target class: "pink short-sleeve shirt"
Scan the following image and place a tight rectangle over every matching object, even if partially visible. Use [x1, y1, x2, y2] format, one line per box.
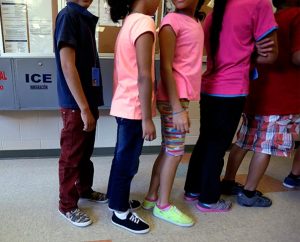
[156, 13, 204, 101]
[110, 13, 156, 119]
[202, 0, 278, 96]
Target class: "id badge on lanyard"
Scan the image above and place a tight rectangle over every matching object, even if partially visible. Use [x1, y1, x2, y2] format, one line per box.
[92, 67, 101, 87]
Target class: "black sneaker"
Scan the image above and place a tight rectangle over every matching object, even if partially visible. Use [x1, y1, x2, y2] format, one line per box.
[237, 191, 272, 207]
[129, 200, 141, 210]
[109, 199, 141, 212]
[283, 175, 300, 189]
[111, 211, 150, 234]
[221, 180, 244, 195]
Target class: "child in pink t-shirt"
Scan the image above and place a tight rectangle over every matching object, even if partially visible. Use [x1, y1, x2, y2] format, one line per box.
[142, 0, 204, 227]
[184, 0, 278, 213]
[106, 0, 160, 234]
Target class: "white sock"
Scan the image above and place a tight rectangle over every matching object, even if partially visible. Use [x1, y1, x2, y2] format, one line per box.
[114, 210, 129, 220]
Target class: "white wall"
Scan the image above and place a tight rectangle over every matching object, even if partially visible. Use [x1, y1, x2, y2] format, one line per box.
[0, 102, 200, 151]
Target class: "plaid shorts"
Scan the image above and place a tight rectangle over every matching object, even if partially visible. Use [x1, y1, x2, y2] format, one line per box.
[236, 114, 300, 157]
[157, 100, 189, 156]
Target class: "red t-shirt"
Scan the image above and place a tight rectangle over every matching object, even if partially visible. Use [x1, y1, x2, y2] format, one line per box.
[245, 7, 300, 115]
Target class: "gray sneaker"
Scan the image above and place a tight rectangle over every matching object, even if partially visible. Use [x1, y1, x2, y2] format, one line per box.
[59, 208, 92, 227]
[237, 192, 272, 207]
[81, 191, 108, 204]
[196, 199, 232, 212]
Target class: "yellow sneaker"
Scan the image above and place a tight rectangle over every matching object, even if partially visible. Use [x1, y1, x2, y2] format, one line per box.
[153, 205, 194, 227]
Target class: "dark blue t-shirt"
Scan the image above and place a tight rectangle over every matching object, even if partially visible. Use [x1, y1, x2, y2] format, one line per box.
[54, 2, 103, 109]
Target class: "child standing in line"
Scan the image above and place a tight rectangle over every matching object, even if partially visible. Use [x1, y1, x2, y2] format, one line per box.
[184, 0, 278, 212]
[106, 0, 160, 234]
[54, 0, 107, 228]
[221, 0, 300, 206]
[142, 0, 204, 227]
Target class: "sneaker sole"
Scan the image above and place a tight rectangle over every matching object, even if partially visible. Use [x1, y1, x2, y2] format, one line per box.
[195, 203, 231, 213]
[88, 198, 109, 204]
[111, 219, 150, 234]
[153, 211, 194, 227]
[282, 182, 296, 189]
[237, 201, 272, 207]
[58, 210, 92, 227]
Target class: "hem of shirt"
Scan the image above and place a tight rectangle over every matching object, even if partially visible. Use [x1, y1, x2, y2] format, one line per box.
[201, 92, 247, 97]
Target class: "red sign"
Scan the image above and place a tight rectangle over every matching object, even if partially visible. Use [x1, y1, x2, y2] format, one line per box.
[0, 85, 4, 90]
[0, 71, 7, 81]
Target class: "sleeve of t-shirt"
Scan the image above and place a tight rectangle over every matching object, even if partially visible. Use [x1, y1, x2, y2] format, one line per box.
[130, 16, 156, 45]
[55, 12, 77, 50]
[253, 0, 278, 41]
[291, 13, 300, 53]
[159, 13, 180, 36]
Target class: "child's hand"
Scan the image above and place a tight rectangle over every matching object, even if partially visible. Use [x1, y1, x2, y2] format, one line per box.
[81, 109, 96, 132]
[142, 118, 156, 141]
[173, 110, 190, 133]
[256, 38, 274, 57]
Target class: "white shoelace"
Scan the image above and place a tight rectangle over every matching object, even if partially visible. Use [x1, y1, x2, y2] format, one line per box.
[129, 213, 140, 224]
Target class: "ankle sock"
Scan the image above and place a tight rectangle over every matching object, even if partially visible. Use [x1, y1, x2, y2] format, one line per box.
[145, 197, 157, 202]
[243, 189, 256, 198]
[156, 204, 171, 210]
[114, 210, 129, 220]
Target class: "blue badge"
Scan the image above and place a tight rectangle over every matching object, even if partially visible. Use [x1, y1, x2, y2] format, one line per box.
[92, 67, 101, 87]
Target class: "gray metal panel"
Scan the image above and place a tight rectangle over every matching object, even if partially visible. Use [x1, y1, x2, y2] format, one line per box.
[100, 58, 161, 109]
[0, 58, 17, 109]
[100, 58, 113, 108]
[14, 58, 59, 110]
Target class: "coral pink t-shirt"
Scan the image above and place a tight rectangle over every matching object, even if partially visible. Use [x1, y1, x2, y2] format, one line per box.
[110, 13, 156, 120]
[156, 12, 204, 101]
[202, 0, 278, 96]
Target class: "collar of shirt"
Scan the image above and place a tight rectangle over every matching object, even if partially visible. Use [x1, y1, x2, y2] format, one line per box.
[67, 2, 98, 24]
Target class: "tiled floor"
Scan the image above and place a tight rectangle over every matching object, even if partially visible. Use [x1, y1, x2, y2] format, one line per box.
[0, 152, 299, 242]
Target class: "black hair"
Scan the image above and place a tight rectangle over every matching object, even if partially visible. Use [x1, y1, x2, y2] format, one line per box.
[194, 0, 206, 21]
[210, 0, 228, 69]
[107, 0, 135, 23]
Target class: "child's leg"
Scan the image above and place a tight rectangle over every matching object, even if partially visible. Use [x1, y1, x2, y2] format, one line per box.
[291, 146, 300, 175]
[148, 101, 194, 227]
[157, 153, 182, 206]
[152, 100, 188, 206]
[224, 144, 248, 181]
[145, 150, 164, 201]
[244, 152, 271, 191]
[108, 118, 144, 212]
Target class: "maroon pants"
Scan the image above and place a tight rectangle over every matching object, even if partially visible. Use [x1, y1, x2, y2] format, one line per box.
[59, 108, 99, 213]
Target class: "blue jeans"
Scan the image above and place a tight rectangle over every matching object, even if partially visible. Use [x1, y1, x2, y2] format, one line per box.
[107, 117, 144, 211]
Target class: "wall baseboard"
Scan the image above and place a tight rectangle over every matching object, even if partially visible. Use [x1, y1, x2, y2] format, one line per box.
[0, 142, 299, 159]
[0, 145, 196, 159]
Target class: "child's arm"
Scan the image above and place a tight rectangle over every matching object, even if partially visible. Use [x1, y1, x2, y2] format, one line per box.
[60, 46, 96, 132]
[135, 32, 156, 141]
[159, 26, 190, 133]
[292, 51, 300, 66]
[255, 31, 278, 64]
